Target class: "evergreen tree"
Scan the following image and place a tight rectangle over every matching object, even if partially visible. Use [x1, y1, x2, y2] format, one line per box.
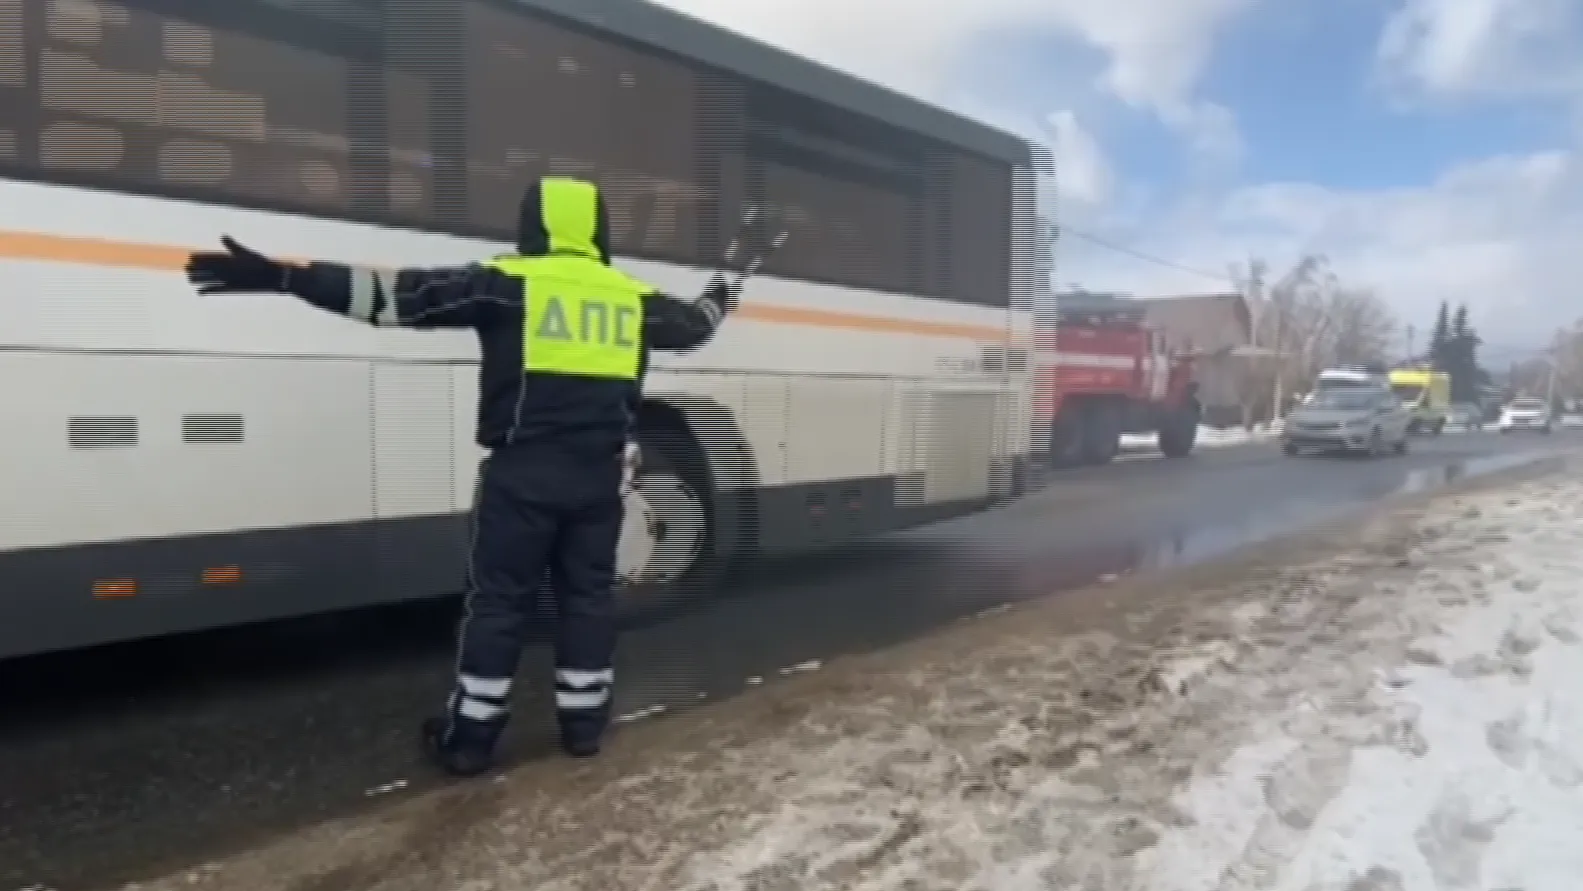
[1445, 303, 1483, 403]
[1428, 301, 1451, 368]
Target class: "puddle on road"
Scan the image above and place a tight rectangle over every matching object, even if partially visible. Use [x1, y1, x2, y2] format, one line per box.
[1111, 450, 1556, 579]
[668, 450, 1569, 688]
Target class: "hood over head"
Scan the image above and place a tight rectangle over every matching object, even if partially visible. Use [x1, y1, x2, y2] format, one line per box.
[516, 176, 612, 264]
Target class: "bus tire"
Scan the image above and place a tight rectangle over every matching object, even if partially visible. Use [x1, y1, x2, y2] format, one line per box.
[615, 426, 726, 615]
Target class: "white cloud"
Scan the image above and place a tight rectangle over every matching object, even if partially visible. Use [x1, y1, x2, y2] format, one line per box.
[1065, 149, 1583, 346]
[651, 0, 1583, 346]
[1377, 0, 1583, 102]
[651, 0, 1252, 144]
[1159, 100, 1244, 164]
[1046, 111, 1113, 209]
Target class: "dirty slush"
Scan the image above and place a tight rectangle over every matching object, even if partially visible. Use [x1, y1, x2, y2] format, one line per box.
[123, 462, 1583, 891]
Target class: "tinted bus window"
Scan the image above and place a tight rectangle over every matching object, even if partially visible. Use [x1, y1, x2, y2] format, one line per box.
[0, 0, 1014, 304]
[0, 0, 440, 224]
[461, 0, 712, 265]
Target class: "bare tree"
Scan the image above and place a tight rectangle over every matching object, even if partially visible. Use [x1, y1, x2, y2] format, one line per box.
[1229, 258, 1273, 426]
[1508, 356, 1553, 400]
[1230, 255, 1399, 423]
[1549, 322, 1583, 403]
[1317, 284, 1396, 368]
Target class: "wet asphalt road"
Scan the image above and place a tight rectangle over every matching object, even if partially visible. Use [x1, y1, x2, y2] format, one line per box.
[1, 429, 1578, 890]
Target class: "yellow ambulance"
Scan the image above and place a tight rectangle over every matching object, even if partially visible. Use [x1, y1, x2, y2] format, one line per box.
[1389, 367, 1451, 434]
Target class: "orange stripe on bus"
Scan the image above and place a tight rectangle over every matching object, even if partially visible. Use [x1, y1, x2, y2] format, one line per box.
[745, 303, 1003, 340]
[1, 231, 191, 270]
[0, 230, 1011, 342]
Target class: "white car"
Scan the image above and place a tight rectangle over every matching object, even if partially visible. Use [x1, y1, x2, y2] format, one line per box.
[1282, 387, 1411, 457]
[1498, 399, 1552, 433]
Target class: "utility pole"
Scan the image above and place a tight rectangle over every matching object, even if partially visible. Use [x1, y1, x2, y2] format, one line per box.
[1271, 309, 1285, 425]
[1404, 324, 1415, 364]
[1241, 259, 1267, 430]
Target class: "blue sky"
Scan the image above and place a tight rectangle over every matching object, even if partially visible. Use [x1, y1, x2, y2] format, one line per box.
[1201, 0, 1565, 188]
[661, 0, 1583, 348]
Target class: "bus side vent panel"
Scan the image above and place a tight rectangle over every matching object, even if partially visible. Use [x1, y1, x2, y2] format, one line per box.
[924, 392, 996, 503]
[892, 389, 931, 507]
[67, 416, 138, 449]
[181, 413, 245, 444]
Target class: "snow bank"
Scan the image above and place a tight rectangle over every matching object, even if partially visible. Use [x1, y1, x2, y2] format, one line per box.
[1121, 424, 1279, 451]
[1145, 477, 1583, 891]
[126, 463, 1583, 891]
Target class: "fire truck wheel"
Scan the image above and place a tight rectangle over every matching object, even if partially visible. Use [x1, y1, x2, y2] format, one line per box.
[1080, 402, 1121, 465]
[1159, 399, 1201, 458]
[1159, 415, 1198, 457]
[1048, 411, 1086, 468]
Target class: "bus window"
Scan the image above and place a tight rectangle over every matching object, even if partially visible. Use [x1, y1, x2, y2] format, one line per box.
[460, 0, 712, 266]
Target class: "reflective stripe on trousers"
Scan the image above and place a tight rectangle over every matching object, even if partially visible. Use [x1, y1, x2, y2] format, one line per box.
[443, 457, 493, 743]
[454, 673, 511, 721]
[555, 666, 613, 712]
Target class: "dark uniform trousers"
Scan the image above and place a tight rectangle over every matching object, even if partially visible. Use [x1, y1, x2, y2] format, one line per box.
[447, 442, 623, 749]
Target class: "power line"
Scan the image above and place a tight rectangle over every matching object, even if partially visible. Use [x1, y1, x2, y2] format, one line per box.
[1059, 227, 1235, 286]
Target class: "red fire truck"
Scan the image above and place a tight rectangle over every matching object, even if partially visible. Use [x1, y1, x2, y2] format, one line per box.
[1032, 296, 1203, 467]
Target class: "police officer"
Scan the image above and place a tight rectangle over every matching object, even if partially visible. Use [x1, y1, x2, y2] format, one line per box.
[186, 176, 733, 776]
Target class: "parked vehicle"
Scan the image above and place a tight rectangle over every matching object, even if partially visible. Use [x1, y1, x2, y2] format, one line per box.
[1282, 387, 1410, 457]
[1448, 403, 1484, 430]
[1032, 296, 1202, 467]
[1498, 398, 1553, 434]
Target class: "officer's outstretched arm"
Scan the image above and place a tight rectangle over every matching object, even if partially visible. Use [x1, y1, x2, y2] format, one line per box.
[642, 281, 732, 352]
[286, 262, 514, 329]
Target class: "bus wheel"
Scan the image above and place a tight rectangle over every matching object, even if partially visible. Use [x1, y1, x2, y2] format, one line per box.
[616, 428, 722, 612]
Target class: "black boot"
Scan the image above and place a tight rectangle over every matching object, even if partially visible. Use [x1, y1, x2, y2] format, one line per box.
[558, 706, 609, 759]
[421, 716, 501, 778]
[560, 734, 601, 758]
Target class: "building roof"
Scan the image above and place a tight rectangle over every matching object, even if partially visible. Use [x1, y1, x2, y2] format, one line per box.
[1052, 290, 1128, 311]
[1127, 293, 1252, 356]
[511, 0, 1031, 166]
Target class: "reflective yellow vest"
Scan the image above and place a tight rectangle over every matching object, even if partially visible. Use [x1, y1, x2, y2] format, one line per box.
[486, 255, 646, 380]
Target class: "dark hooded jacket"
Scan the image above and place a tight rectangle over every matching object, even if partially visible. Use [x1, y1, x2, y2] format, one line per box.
[285, 177, 727, 457]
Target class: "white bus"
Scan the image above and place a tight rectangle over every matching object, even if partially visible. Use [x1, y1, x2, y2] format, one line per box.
[0, 0, 1045, 658]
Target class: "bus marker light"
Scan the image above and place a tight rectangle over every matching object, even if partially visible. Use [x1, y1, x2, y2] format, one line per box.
[93, 579, 137, 598]
[202, 565, 242, 585]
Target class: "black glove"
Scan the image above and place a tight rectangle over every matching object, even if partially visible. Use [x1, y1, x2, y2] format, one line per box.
[701, 274, 740, 316]
[186, 236, 292, 295]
